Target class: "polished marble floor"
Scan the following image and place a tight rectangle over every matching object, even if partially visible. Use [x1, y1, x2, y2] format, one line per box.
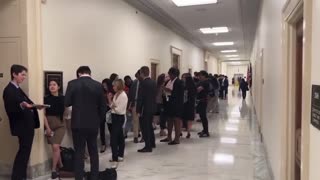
[37, 87, 273, 180]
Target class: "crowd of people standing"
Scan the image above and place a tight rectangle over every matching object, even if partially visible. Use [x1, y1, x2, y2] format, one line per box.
[2, 64, 249, 180]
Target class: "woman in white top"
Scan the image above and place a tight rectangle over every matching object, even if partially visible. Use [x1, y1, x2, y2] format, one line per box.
[107, 79, 128, 168]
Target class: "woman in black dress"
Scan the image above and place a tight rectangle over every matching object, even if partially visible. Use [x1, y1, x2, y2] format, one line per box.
[182, 73, 196, 138]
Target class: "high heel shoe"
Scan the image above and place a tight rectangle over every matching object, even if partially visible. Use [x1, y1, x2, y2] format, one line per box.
[186, 133, 191, 139]
[100, 145, 107, 153]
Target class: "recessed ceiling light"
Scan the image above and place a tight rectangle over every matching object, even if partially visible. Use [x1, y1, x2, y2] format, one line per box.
[225, 55, 239, 58]
[200, 27, 229, 34]
[221, 50, 237, 53]
[213, 42, 234, 46]
[172, 0, 218, 7]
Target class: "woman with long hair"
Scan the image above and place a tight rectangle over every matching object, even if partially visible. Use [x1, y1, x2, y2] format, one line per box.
[181, 73, 197, 138]
[155, 73, 167, 136]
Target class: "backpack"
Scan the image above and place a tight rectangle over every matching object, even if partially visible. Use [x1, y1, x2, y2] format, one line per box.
[86, 168, 117, 180]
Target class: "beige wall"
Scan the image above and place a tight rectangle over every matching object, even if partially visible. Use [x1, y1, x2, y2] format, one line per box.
[0, 0, 47, 174]
[41, 0, 205, 91]
[220, 62, 228, 75]
[250, 0, 286, 179]
[207, 54, 219, 74]
[309, 0, 320, 179]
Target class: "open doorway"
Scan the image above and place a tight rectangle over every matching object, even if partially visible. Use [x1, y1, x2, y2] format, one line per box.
[151, 62, 158, 81]
[172, 54, 180, 69]
[294, 18, 303, 180]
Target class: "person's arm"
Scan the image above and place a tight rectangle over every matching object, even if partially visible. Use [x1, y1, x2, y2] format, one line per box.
[3, 88, 32, 113]
[43, 111, 52, 136]
[136, 82, 144, 114]
[64, 81, 73, 107]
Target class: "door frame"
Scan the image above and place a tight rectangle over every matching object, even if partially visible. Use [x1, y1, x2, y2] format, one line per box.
[281, 0, 312, 180]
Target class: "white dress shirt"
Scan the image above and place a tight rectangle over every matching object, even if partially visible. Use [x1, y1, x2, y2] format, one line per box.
[111, 91, 128, 115]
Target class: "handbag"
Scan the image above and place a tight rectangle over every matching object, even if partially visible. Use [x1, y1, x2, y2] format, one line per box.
[106, 110, 112, 124]
[86, 168, 117, 180]
[60, 147, 75, 172]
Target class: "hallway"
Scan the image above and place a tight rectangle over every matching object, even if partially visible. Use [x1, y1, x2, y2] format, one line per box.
[49, 87, 272, 180]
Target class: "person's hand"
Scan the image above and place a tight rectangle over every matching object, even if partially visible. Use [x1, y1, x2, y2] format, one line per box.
[107, 93, 113, 100]
[20, 102, 33, 109]
[137, 113, 141, 118]
[111, 104, 117, 109]
[45, 128, 52, 137]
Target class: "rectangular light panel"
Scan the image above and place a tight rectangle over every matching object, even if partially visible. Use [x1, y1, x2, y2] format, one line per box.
[221, 50, 237, 53]
[200, 27, 229, 34]
[213, 42, 234, 46]
[172, 0, 218, 7]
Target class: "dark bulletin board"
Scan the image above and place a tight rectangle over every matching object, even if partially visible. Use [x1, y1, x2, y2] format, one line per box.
[311, 85, 320, 130]
[44, 71, 63, 95]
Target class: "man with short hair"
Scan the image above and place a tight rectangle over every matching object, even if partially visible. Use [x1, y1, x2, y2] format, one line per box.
[137, 66, 157, 153]
[197, 70, 210, 137]
[65, 66, 107, 180]
[3, 64, 41, 180]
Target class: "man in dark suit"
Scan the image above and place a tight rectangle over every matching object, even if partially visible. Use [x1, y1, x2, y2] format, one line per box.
[136, 66, 157, 153]
[3, 64, 41, 180]
[65, 66, 106, 180]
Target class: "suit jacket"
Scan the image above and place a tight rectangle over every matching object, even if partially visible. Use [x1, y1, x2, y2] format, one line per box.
[65, 77, 107, 129]
[128, 79, 139, 107]
[3, 83, 40, 136]
[136, 77, 157, 115]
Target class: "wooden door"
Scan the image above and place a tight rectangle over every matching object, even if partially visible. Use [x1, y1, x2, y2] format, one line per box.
[172, 54, 180, 69]
[151, 63, 157, 81]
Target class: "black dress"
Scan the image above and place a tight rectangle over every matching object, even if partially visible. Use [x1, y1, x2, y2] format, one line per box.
[183, 88, 196, 121]
[164, 79, 184, 118]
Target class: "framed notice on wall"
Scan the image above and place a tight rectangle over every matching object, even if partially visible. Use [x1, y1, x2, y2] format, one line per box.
[311, 85, 320, 130]
[44, 71, 63, 96]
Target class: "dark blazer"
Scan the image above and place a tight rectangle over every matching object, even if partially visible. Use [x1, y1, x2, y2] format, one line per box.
[165, 78, 184, 118]
[136, 77, 157, 115]
[65, 77, 107, 129]
[128, 79, 139, 107]
[3, 83, 40, 136]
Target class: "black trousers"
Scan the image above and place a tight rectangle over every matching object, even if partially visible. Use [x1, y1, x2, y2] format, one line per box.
[100, 120, 106, 146]
[197, 101, 209, 134]
[242, 90, 247, 99]
[140, 113, 155, 149]
[159, 105, 167, 130]
[110, 114, 125, 161]
[11, 131, 34, 180]
[72, 128, 99, 180]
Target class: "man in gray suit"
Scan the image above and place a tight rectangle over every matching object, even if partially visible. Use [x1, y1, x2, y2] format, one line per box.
[65, 66, 106, 180]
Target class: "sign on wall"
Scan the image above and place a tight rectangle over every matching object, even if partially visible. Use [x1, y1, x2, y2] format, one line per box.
[311, 85, 320, 130]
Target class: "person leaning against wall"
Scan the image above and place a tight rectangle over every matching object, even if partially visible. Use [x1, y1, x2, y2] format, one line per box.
[2, 64, 45, 180]
[43, 79, 66, 179]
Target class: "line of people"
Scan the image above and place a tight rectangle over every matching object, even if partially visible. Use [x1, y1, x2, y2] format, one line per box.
[2, 64, 247, 180]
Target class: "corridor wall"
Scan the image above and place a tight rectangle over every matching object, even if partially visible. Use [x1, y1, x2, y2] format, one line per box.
[41, 0, 205, 92]
[207, 54, 219, 74]
[250, 0, 287, 179]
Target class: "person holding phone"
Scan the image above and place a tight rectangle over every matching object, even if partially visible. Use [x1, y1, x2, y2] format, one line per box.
[2, 64, 42, 180]
[43, 80, 66, 179]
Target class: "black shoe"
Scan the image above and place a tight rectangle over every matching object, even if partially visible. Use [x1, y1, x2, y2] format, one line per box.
[138, 133, 141, 138]
[152, 144, 156, 148]
[160, 138, 170, 142]
[124, 135, 128, 139]
[51, 171, 59, 180]
[138, 148, 152, 153]
[199, 133, 210, 138]
[168, 141, 180, 145]
[134, 138, 139, 143]
[186, 133, 191, 139]
[180, 133, 183, 137]
[100, 145, 106, 153]
[197, 131, 204, 135]
[139, 139, 145, 143]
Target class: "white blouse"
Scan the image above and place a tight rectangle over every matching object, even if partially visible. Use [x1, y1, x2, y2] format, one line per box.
[111, 91, 128, 115]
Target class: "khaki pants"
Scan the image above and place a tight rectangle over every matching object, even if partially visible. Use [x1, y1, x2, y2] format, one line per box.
[132, 106, 140, 138]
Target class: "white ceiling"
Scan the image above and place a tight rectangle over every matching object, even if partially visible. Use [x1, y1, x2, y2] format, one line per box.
[125, 0, 261, 61]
